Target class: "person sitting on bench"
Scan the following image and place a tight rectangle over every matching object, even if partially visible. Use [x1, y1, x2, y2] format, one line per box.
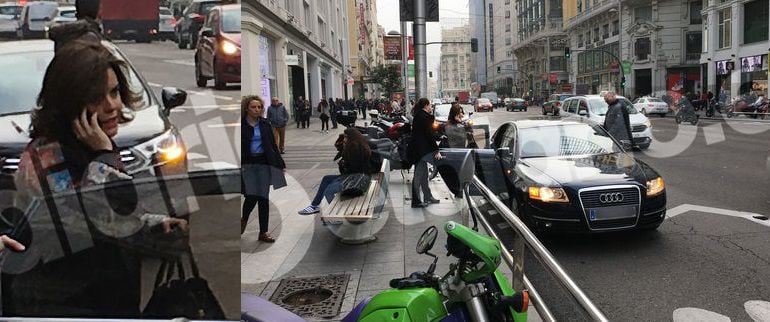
[298, 128, 371, 215]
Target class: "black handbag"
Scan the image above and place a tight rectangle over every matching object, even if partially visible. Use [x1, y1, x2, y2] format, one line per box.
[340, 173, 371, 197]
[142, 250, 226, 320]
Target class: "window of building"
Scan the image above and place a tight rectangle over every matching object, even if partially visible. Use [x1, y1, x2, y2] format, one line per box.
[505, 10, 510, 18]
[506, 24, 511, 32]
[635, 37, 651, 60]
[685, 32, 702, 61]
[690, 1, 702, 25]
[506, 37, 511, 45]
[594, 27, 600, 42]
[718, 7, 731, 48]
[304, 3, 312, 33]
[635, 6, 652, 24]
[578, 34, 584, 47]
[602, 24, 609, 39]
[612, 20, 619, 36]
[744, 0, 769, 44]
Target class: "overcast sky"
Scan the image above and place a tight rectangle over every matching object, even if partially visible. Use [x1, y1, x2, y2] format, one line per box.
[376, 0, 470, 72]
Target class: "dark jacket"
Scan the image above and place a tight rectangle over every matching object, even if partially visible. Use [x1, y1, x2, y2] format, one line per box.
[267, 103, 289, 128]
[241, 118, 285, 169]
[411, 108, 438, 161]
[339, 146, 372, 175]
[603, 100, 633, 144]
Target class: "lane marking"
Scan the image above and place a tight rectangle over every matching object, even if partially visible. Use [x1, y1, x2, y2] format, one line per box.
[186, 152, 208, 160]
[192, 161, 238, 170]
[206, 123, 240, 128]
[164, 59, 195, 67]
[666, 204, 769, 228]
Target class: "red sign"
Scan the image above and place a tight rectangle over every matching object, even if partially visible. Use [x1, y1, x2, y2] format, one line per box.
[609, 60, 620, 74]
[408, 36, 414, 60]
[347, 78, 355, 85]
[358, 1, 366, 45]
[549, 73, 558, 84]
[383, 36, 402, 60]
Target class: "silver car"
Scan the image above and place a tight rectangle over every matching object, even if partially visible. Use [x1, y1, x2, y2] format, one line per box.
[158, 6, 175, 41]
[0, 3, 21, 39]
[16, 1, 58, 39]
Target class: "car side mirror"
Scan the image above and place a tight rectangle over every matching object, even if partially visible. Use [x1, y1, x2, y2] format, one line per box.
[578, 109, 588, 116]
[200, 28, 213, 38]
[162, 87, 187, 113]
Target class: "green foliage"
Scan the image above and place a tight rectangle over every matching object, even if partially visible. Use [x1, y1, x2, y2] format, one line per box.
[367, 65, 403, 97]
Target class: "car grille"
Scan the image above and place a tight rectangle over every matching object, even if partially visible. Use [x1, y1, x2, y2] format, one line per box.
[590, 217, 636, 230]
[1, 157, 19, 174]
[631, 124, 647, 132]
[1, 149, 145, 175]
[579, 187, 640, 208]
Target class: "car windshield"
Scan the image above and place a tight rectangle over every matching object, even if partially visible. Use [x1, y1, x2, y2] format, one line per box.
[28, 4, 57, 19]
[647, 97, 663, 102]
[587, 97, 638, 116]
[222, 8, 241, 33]
[434, 105, 451, 118]
[160, 8, 173, 16]
[0, 48, 150, 116]
[477, 98, 491, 104]
[559, 95, 573, 101]
[0, 6, 21, 16]
[518, 124, 622, 158]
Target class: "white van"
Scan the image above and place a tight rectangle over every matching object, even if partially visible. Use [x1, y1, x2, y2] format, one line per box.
[560, 95, 653, 149]
[17, 1, 58, 39]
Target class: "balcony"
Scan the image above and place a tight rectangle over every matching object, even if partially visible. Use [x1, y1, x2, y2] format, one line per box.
[565, 0, 618, 31]
[513, 18, 566, 50]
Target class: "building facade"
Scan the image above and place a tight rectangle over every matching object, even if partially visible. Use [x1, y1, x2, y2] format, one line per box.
[513, 0, 567, 99]
[346, 0, 382, 99]
[488, 0, 518, 97]
[440, 25, 472, 99]
[469, 0, 488, 93]
[701, 0, 769, 100]
[243, 0, 352, 112]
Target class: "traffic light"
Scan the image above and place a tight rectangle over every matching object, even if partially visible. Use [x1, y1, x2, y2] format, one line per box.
[429, 71, 433, 78]
[496, 66, 501, 74]
[621, 76, 626, 88]
[564, 47, 571, 59]
[471, 38, 478, 53]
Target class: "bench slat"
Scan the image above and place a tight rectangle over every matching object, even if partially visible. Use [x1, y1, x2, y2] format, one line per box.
[320, 159, 390, 222]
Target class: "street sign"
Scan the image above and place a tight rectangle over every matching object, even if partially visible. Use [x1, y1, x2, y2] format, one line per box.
[621, 60, 633, 74]
[399, 0, 439, 22]
[610, 60, 620, 74]
[347, 78, 354, 85]
[286, 55, 299, 66]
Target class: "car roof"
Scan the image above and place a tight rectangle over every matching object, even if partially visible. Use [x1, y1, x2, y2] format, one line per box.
[0, 39, 53, 55]
[58, 6, 76, 11]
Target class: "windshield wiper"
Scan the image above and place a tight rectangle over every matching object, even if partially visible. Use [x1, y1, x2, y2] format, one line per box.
[0, 110, 32, 117]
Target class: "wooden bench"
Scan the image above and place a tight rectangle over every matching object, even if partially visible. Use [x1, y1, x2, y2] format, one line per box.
[320, 159, 390, 244]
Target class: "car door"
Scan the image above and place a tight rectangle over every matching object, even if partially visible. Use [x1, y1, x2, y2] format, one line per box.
[198, 9, 217, 76]
[469, 124, 510, 197]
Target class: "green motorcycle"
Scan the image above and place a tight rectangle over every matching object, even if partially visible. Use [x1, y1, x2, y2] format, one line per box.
[341, 221, 529, 322]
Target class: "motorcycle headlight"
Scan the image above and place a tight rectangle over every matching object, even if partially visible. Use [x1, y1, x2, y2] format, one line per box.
[136, 129, 186, 164]
[528, 187, 569, 203]
[646, 177, 665, 196]
[221, 40, 239, 55]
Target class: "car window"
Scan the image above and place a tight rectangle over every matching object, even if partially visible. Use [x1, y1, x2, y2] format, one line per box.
[221, 8, 240, 33]
[564, 99, 575, 113]
[200, 2, 220, 14]
[648, 98, 663, 102]
[493, 124, 509, 149]
[579, 99, 589, 114]
[501, 126, 516, 151]
[160, 8, 173, 16]
[0, 47, 150, 116]
[633, 98, 640, 104]
[0, 6, 20, 16]
[59, 9, 76, 18]
[28, 4, 57, 19]
[587, 97, 638, 115]
[518, 124, 621, 158]
[205, 10, 216, 29]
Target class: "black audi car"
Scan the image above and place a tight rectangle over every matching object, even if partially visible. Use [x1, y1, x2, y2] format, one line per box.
[485, 119, 666, 233]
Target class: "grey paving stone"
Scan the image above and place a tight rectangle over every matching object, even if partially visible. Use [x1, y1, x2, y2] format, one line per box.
[364, 250, 404, 264]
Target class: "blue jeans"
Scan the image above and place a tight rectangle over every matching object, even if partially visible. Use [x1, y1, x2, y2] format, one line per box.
[311, 175, 341, 206]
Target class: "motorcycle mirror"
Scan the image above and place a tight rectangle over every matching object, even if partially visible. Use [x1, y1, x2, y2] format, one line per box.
[416, 226, 438, 254]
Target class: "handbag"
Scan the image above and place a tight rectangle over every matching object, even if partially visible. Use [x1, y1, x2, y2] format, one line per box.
[142, 250, 226, 320]
[340, 173, 371, 197]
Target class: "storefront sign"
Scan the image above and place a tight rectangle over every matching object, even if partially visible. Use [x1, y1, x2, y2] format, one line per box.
[741, 55, 766, 73]
[383, 36, 402, 60]
[358, 0, 366, 45]
[609, 60, 620, 74]
[716, 60, 732, 75]
[285, 55, 299, 66]
[562, 83, 573, 93]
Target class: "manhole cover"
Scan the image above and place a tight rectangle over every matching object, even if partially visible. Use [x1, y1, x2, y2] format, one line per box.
[270, 274, 350, 319]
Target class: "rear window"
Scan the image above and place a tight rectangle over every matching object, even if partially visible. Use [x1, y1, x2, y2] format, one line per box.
[160, 8, 173, 16]
[647, 98, 663, 102]
[221, 8, 240, 33]
[27, 3, 57, 19]
[0, 5, 21, 16]
[59, 9, 76, 18]
[477, 98, 491, 104]
[200, 1, 220, 14]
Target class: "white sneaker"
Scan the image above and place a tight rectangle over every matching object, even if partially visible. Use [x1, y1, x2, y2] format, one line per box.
[298, 205, 320, 215]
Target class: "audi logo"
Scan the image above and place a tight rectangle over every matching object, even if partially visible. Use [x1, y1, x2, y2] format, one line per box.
[599, 193, 624, 203]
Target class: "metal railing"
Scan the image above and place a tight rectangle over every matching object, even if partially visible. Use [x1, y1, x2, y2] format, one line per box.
[464, 176, 610, 322]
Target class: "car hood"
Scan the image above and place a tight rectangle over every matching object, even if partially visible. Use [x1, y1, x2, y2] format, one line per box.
[518, 153, 659, 189]
[221, 32, 241, 46]
[0, 105, 169, 157]
[592, 113, 648, 125]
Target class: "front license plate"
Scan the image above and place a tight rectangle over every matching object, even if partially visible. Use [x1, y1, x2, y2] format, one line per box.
[587, 206, 637, 221]
[632, 132, 643, 138]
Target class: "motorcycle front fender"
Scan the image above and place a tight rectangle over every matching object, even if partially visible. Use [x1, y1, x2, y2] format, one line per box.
[492, 269, 529, 322]
[357, 288, 447, 322]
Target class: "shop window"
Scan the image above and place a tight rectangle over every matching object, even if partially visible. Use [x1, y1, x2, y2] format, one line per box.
[635, 37, 650, 60]
[718, 7, 731, 48]
[594, 27, 600, 42]
[744, 0, 769, 44]
[690, 1, 702, 25]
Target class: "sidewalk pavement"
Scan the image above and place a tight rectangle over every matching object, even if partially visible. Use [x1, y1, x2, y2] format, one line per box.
[240, 116, 539, 321]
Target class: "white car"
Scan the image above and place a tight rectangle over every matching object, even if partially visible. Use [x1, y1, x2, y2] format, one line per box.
[158, 6, 175, 41]
[633, 96, 669, 117]
[560, 95, 653, 149]
[431, 98, 443, 106]
[433, 103, 472, 124]
[0, 3, 21, 39]
[45, 6, 77, 31]
[17, 1, 58, 39]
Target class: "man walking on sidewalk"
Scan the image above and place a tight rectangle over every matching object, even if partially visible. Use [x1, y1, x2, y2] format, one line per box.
[294, 96, 304, 128]
[268, 97, 289, 154]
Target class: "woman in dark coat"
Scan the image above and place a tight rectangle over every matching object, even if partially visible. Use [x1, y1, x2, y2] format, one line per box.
[241, 95, 286, 242]
[409, 98, 442, 208]
[297, 128, 371, 215]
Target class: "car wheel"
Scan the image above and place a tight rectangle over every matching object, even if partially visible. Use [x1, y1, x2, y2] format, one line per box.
[213, 60, 226, 90]
[524, 108, 527, 112]
[190, 33, 198, 50]
[195, 57, 208, 88]
[542, 108, 547, 115]
[177, 32, 187, 49]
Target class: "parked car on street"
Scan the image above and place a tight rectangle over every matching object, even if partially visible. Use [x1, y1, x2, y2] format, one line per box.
[542, 93, 574, 116]
[559, 95, 653, 149]
[632, 96, 670, 117]
[507, 98, 527, 112]
[158, 6, 176, 41]
[16, 1, 58, 39]
[431, 98, 443, 106]
[176, 0, 221, 49]
[44, 6, 77, 30]
[0, 39, 189, 181]
[0, 3, 21, 39]
[195, 3, 240, 89]
[480, 91, 500, 107]
[484, 119, 666, 233]
[475, 98, 493, 112]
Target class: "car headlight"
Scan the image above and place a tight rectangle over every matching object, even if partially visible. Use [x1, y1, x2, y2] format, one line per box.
[221, 40, 239, 55]
[136, 129, 186, 164]
[528, 187, 569, 203]
[646, 177, 665, 196]
[467, 119, 474, 126]
[644, 119, 652, 129]
[432, 121, 440, 130]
